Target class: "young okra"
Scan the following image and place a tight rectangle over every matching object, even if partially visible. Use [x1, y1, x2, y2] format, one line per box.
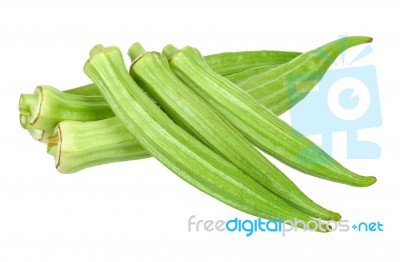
[166, 44, 377, 187]
[83, 45, 330, 230]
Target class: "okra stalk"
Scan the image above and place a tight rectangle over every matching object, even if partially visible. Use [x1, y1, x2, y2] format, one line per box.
[166, 44, 377, 187]
[128, 44, 339, 220]
[83, 45, 329, 230]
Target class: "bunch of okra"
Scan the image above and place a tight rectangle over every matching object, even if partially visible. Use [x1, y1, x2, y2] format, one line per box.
[19, 36, 376, 232]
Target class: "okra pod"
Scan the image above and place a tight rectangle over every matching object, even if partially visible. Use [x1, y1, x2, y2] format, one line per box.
[83, 45, 328, 230]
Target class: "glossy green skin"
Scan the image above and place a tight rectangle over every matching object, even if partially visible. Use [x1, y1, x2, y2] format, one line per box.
[129, 50, 339, 220]
[83, 46, 326, 229]
[224, 65, 278, 84]
[167, 45, 376, 187]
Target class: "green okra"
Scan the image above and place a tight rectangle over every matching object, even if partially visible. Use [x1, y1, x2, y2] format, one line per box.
[128, 43, 339, 220]
[166, 43, 377, 187]
[20, 37, 370, 176]
[83, 45, 329, 230]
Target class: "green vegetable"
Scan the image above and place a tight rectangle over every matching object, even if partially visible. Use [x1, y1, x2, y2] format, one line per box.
[166, 43, 377, 187]
[128, 43, 339, 220]
[19, 38, 371, 177]
[83, 45, 329, 230]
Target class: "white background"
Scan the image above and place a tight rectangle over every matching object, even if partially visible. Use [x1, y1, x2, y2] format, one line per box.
[0, 0, 398, 261]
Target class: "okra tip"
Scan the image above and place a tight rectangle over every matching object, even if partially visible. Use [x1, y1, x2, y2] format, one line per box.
[364, 176, 377, 186]
[330, 212, 342, 221]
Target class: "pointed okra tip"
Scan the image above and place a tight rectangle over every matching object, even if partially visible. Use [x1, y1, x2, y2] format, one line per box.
[366, 176, 377, 186]
[353, 175, 377, 187]
[330, 211, 342, 221]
